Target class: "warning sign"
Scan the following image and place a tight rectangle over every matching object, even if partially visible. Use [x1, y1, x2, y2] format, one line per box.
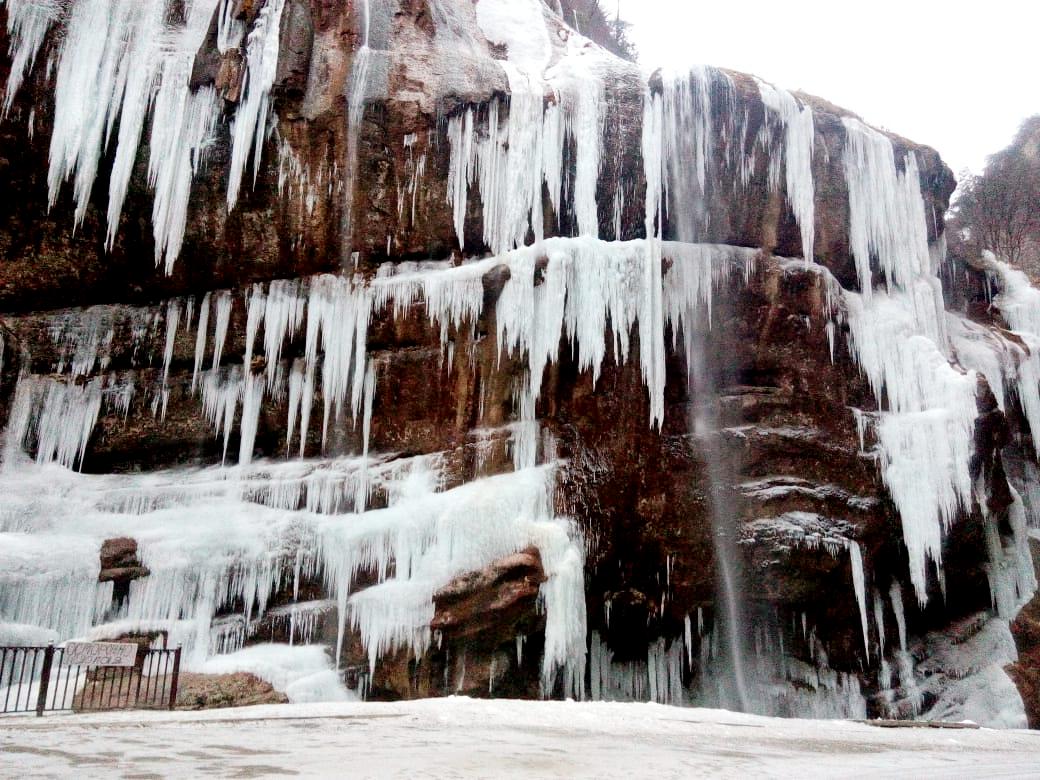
[64, 642, 139, 667]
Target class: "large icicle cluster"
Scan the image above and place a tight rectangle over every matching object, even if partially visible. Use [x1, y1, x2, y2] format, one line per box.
[973, 253, 1040, 450]
[448, 1, 613, 254]
[0, 449, 588, 697]
[5, 238, 757, 478]
[821, 120, 976, 607]
[589, 610, 868, 720]
[0, 232, 754, 703]
[0, 0, 286, 272]
[843, 286, 977, 603]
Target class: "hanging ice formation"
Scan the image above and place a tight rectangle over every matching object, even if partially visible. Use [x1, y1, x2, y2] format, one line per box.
[810, 119, 1034, 618]
[1, 236, 752, 700]
[0, 261, 596, 694]
[0, 0, 285, 273]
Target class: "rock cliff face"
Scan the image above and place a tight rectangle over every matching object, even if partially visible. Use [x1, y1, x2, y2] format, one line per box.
[1, 0, 1038, 724]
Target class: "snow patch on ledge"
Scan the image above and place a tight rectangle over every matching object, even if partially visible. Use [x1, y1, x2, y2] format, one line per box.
[474, 0, 551, 73]
[199, 643, 355, 704]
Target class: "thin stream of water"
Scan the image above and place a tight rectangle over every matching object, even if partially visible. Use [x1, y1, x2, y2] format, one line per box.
[341, 0, 373, 269]
[686, 320, 750, 712]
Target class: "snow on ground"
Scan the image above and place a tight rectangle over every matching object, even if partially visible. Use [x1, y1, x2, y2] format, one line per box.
[2, 698, 1039, 779]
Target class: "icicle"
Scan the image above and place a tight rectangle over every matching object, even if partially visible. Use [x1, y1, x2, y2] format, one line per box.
[684, 614, 693, 667]
[200, 366, 243, 464]
[757, 79, 815, 261]
[244, 283, 266, 364]
[238, 371, 264, 466]
[161, 299, 181, 385]
[211, 291, 233, 370]
[1, 0, 60, 116]
[192, 292, 211, 392]
[546, 49, 605, 238]
[849, 541, 870, 660]
[216, 0, 245, 52]
[873, 588, 886, 656]
[890, 581, 908, 652]
[7, 375, 104, 470]
[655, 67, 720, 243]
[149, 83, 221, 273]
[226, 0, 288, 211]
[286, 359, 305, 456]
[640, 87, 667, 428]
[446, 108, 474, 248]
[354, 360, 377, 512]
[48, 0, 165, 231]
[40, 0, 220, 271]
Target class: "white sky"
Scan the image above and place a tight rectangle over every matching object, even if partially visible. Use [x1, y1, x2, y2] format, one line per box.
[614, 0, 1039, 176]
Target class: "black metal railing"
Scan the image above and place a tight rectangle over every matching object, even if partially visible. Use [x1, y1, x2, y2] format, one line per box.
[0, 645, 181, 716]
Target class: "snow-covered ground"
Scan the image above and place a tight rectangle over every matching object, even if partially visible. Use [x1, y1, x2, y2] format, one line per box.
[2, 698, 1039, 778]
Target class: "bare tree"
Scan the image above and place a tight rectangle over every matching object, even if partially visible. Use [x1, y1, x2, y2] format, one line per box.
[555, 0, 637, 61]
[949, 117, 1040, 274]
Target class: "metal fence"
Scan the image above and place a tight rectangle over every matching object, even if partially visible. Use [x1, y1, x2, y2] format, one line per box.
[1, 645, 181, 716]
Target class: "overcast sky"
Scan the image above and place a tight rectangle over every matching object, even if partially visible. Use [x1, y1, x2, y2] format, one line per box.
[614, 0, 1039, 177]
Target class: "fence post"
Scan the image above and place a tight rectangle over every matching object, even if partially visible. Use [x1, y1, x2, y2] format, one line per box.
[35, 645, 55, 717]
[167, 648, 181, 711]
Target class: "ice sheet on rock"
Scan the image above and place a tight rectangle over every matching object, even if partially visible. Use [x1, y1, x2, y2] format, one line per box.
[741, 512, 857, 557]
[199, 643, 355, 703]
[893, 613, 1028, 729]
[0, 622, 59, 647]
[739, 476, 878, 511]
[0, 524, 110, 639]
[318, 462, 586, 697]
[474, 0, 551, 74]
[985, 252, 1040, 335]
[0, 453, 586, 698]
[947, 312, 1015, 411]
[978, 252, 1040, 451]
[982, 487, 1037, 620]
